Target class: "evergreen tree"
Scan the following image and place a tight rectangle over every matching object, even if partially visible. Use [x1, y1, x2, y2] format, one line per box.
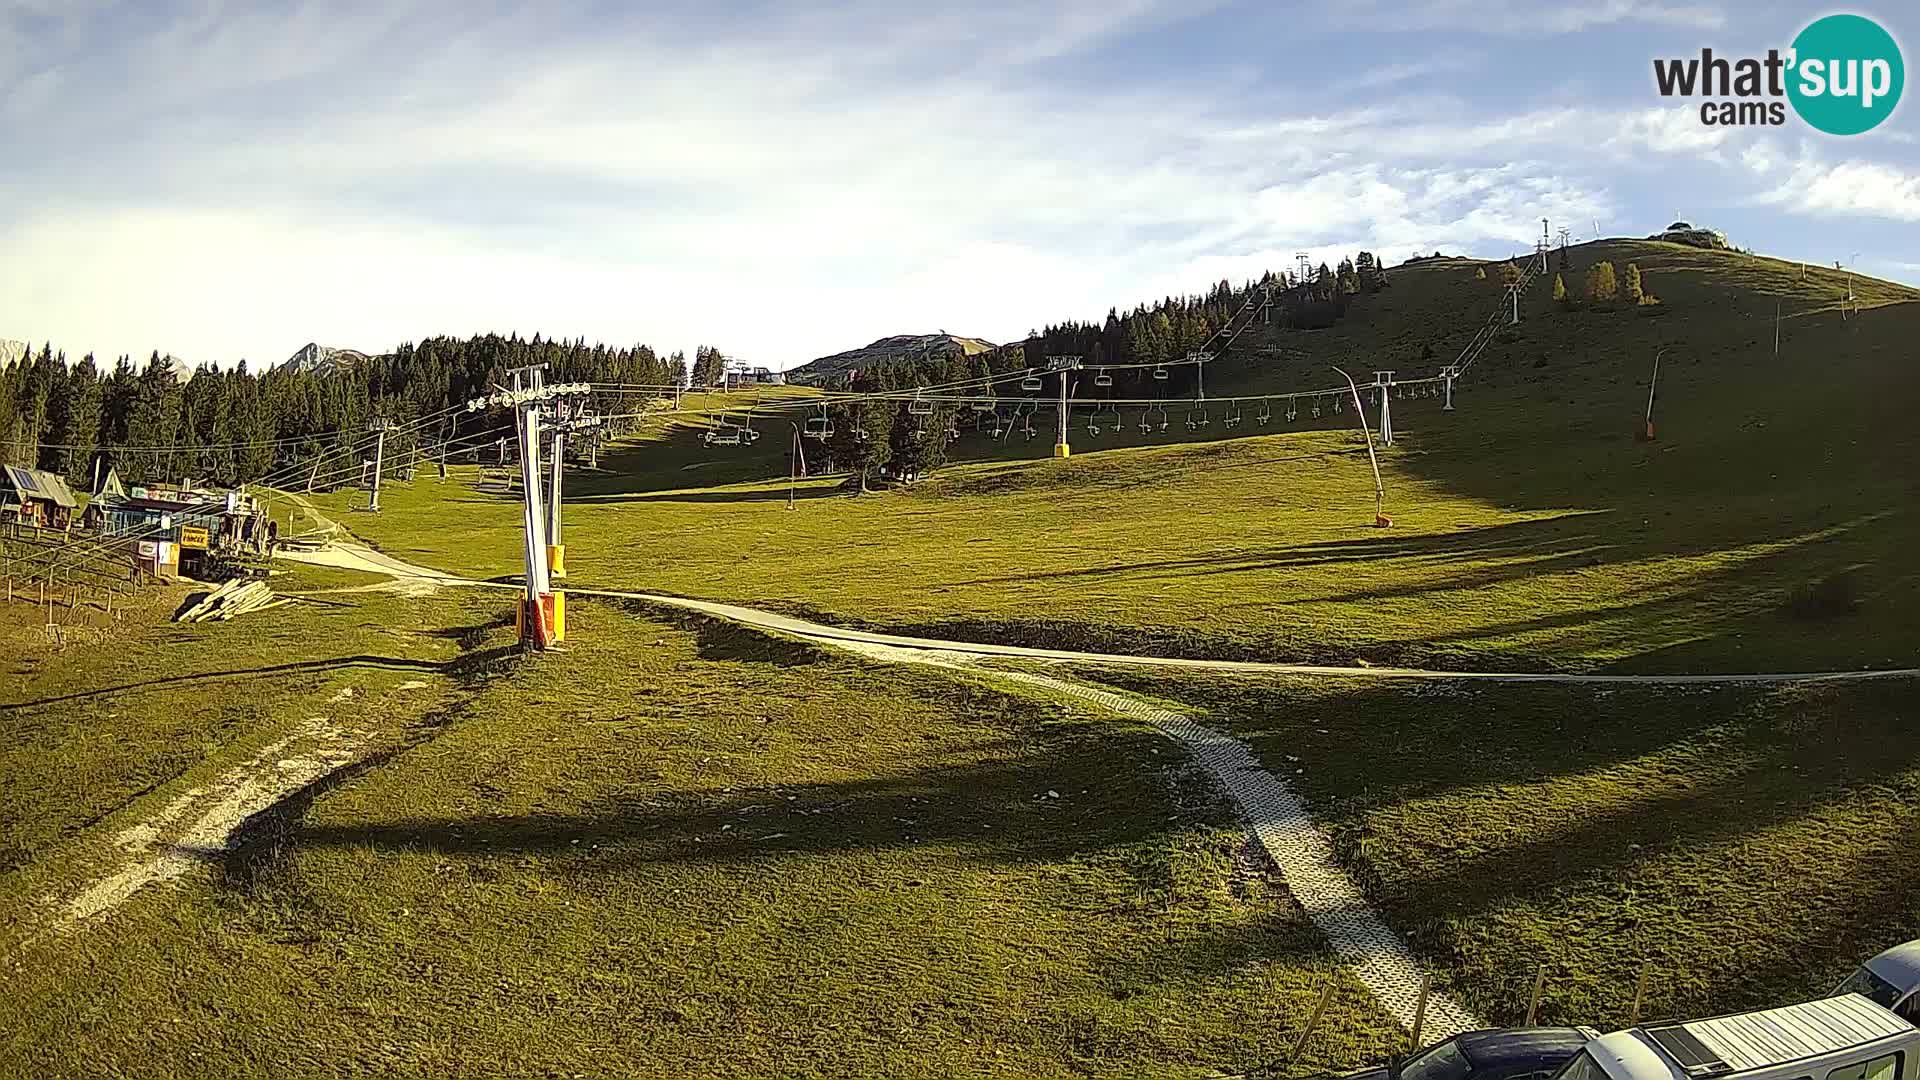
[1552, 273, 1570, 308]
[1625, 262, 1644, 304]
[825, 367, 895, 492]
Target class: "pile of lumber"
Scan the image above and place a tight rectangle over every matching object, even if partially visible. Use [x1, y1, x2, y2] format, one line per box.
[175, 579, 288, 622]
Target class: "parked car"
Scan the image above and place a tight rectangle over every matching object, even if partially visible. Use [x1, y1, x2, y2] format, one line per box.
[1341, 1027, 1599, 1080]
[1546, 993, 1916, 1080]
[1833, 940, 1920, 1024]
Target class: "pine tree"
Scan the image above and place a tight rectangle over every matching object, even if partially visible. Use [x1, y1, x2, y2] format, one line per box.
[1625, 262, 1644, 304]
[1475, 266, 1488, 281]
[1552, 273, 1570, 308]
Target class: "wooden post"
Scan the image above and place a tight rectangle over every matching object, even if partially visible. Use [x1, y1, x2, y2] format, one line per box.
[1289, 976, 1338, 1066]
[1410, 972, 1431, 1051]
[1526, 965, 1548, 1025]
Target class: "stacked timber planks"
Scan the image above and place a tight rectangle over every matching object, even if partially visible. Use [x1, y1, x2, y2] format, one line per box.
[174, 579, 289, 622]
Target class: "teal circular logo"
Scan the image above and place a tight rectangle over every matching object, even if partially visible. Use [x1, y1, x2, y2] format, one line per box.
[1788, 14, 1904, 135]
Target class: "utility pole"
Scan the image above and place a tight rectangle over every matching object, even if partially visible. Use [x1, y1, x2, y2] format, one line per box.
[1372, 371, 1396, 446]
[1645, 348, 1668, 441]
[1773, 302, 1781, 361]
[366, 419, 393, 511]
[787, 422, 807, 510]
[1334, 366, 1390, 528]
[1049, 355, 1083, 459]
[547, 421, 566, 579]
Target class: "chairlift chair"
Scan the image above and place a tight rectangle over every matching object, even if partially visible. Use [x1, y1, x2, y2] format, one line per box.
[1333, 394, 1343, 413]
[908, 394, 934, 416]
[1285, 397, 1298, 422]
[1152, 364, 1169, 381]
[1152, 403, 1170, 432]
[1256, 399, 1272, 426]
[1021, 414, 1036, 440]
[804, 405, 834, 441]
[1137, 408, 1154, 435]
[1224, 401, 1243, 428]
[1020, 372, 1044, 392]
[1311, 399, 1322, 419]
[1093, 368, 1114, 388]
[1186, 405, 1209, 430]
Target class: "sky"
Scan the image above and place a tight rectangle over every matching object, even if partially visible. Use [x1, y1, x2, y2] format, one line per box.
[3, 0, 1919, 372]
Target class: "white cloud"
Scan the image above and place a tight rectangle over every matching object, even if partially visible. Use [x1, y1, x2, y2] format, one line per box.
[6, 0, 1915, 370]
[1742, 139, 1920, 222]
[1334, 0, 1725, 34]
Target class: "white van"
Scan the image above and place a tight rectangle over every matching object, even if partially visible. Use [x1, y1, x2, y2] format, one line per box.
[1834, 941, 1920, 1024]
[1547, 994, 1919, 1080]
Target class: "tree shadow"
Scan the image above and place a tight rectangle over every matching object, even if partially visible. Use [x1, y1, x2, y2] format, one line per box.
[267, 723, 1196, 880]
[575, 485, 841, 506]
[0, 655, 448, 710]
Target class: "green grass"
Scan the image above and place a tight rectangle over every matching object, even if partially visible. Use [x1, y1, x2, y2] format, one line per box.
[1080, 668, 1920, 1029]
[0, 591, 1405, 1077]
[0, 566, 498, 912]
[308, 241, 1920, 674]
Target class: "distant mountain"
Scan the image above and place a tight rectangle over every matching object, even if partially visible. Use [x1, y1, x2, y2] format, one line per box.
[279, 342, 373, 376]
[153, 353, 195, 383]
[788, 333, 996, 382]
[0, 339, 25, 370]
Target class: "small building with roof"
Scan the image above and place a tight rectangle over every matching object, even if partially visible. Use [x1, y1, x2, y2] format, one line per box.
[2, 465, 79, 530]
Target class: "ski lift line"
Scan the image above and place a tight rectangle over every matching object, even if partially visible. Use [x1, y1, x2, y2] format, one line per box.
[238, 424, 517, 506]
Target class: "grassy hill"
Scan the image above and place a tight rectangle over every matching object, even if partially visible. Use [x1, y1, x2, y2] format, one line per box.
[310, 238, 1920, 674]
[787, 332, 997, 382]
[7, 238, 1917, 1077]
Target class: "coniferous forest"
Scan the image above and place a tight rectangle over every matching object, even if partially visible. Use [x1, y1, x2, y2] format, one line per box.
[0, 254, 1385, 491]
[0, 335, 689, 489]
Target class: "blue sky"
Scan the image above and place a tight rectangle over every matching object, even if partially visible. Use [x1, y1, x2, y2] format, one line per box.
[3, 0, 1917, 370]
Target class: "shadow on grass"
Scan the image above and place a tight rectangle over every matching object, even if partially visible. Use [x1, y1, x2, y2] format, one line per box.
[1364, 695, 1920, 925]
[574, 484, 842, 506]
[0, 655, 447, 711]
[272, 725, 1195, 875]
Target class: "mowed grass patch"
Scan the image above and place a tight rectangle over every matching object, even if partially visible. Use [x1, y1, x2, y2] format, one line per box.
[1083, 668, 1920, 1030]
[0, 598, 1405, 1079]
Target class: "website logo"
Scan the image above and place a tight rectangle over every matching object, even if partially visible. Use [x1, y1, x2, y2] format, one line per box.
[1653, 13, 1903, 135]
